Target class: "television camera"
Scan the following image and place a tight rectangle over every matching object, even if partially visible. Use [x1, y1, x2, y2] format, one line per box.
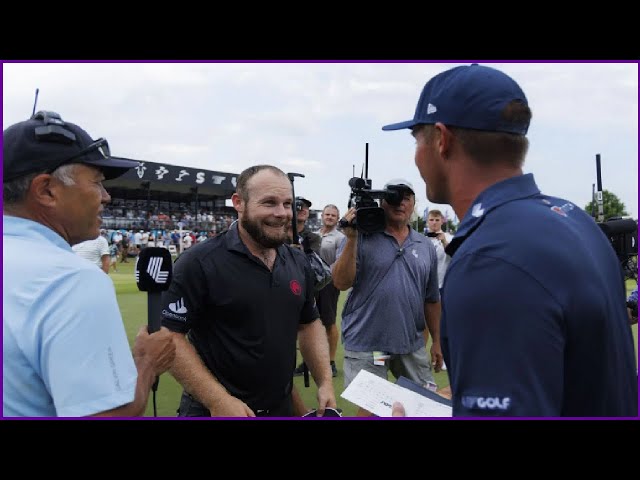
[338, 143, 405, 234]
[592, 154, 637, 282]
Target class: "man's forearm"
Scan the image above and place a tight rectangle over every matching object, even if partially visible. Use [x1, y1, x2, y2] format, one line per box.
[169, 333, 230, 411]
[101, 256, 110, 274]
[424, 302, 441, 343]
[298, 319, 332, 387]
[332, 236, 357, 290]
[92, 350, 158, 417]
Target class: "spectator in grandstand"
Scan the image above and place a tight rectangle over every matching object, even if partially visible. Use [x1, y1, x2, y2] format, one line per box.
[72, 234, 111, 274]
[161, 165, 335, 417]
[3, 111, 175, 417]
[381, 63, 637, 416]
[333, 178, 442, 416]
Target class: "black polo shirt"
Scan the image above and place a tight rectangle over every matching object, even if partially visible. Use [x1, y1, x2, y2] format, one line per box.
[161, 222, 319, 412]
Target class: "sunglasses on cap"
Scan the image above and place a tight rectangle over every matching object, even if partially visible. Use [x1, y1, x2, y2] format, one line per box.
[45, 137, 111, 174]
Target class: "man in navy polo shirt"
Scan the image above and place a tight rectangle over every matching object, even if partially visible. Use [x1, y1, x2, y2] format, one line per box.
[382, 64, 637, 417]
[161, 165, 336, 417]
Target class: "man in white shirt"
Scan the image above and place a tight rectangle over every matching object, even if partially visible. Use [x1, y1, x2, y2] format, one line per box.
[426, 209, 453, 289]
[426, 209, 453, 371]
[72, 235, 111, 274]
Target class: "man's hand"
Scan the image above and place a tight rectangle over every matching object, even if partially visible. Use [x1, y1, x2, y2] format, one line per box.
[315, 382, 337, 417]
[133, 326, 176, 376]
[339, 207, 359, 239]
[392, 402, 406, 417]
[208, 394, 256, 417]
[430, 341, 443, 373]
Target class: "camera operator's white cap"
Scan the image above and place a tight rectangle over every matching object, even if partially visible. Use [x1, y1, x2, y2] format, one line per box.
[384, 178, 415, 195]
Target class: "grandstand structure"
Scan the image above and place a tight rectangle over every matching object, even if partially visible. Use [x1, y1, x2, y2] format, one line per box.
[102, 159, 238, 233]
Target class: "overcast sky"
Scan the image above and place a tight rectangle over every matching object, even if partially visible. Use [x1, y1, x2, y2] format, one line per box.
[3, 62, 638, 220]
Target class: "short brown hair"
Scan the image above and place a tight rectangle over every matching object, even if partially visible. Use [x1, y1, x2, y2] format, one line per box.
[235, 165, 287, 202]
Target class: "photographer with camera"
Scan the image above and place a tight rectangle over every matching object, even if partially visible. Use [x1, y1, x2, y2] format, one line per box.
[426, 209, 453, 290]
[382, 64, 637, 416]
[333, 178, 443, 416]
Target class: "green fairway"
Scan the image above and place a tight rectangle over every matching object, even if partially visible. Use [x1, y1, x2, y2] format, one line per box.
[111, 261, 638, 417]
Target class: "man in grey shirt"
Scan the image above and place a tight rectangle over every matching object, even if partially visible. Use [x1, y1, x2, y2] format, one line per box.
[333, 179, 443, 416]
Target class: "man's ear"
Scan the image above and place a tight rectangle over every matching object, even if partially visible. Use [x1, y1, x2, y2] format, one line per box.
[28, 174, 59, 208]
[231, 192, 244, 214]
[434, 122, 453, 160]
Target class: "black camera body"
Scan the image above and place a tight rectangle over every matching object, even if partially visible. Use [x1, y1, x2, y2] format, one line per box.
[426, 231, 439, 238]
[627, 299, 638, 318]
[597, 216, 638, 281]
[339, 177, 404, 234]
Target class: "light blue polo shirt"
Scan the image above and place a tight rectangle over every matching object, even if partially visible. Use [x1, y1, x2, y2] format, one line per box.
[3, 216, 137, 417]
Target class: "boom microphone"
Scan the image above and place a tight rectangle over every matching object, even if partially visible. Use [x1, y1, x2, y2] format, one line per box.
[135, 247, 173, 413]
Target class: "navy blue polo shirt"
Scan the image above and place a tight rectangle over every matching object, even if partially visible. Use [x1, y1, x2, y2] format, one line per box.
[442, 174, 637, 417]
[161, 223, 319, 412]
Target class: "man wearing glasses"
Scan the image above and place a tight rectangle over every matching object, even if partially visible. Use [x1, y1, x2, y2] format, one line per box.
[3, 111, 175, 417]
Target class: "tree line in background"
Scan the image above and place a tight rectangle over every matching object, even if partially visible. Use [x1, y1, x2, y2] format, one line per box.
[584, 190, 630, 220]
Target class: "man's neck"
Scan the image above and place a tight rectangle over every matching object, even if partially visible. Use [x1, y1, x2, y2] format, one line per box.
[320, 225, 336, 235]
[449, 161, 522, 221]
[385, 222, 410, 245]
[4, 205, 71, 245]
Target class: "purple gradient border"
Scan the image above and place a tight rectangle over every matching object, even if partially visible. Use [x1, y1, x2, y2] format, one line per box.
[1, 59, 638, 421]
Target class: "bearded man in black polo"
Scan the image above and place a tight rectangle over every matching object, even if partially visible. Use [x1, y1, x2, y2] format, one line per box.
[161, 165, 336, 417]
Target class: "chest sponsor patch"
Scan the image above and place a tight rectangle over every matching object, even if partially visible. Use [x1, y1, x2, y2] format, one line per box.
[290, 279, 302, 296]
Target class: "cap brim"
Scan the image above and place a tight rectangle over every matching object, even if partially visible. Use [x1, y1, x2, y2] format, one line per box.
[86, 156, 140, 180]
[381, 119, 417, 131]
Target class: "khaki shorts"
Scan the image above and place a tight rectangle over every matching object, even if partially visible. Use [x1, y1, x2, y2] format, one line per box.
[343, 347, 434, 389]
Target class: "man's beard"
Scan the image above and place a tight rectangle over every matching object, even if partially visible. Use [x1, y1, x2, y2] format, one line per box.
[241, 214, 288, 249]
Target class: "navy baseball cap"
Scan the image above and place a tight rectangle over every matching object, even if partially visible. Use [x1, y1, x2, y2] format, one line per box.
[382, 64, 530, 135]
[3, 111, 139, 182]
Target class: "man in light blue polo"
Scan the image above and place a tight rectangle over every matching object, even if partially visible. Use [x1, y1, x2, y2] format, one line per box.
[382, 64, 637, 416]
[3, 111, 175, 417]
[333, 179, 442, 415]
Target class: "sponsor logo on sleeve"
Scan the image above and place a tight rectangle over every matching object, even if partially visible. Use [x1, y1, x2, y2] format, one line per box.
[461, 396, 512, 411]
[162, 297, 188, 322]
